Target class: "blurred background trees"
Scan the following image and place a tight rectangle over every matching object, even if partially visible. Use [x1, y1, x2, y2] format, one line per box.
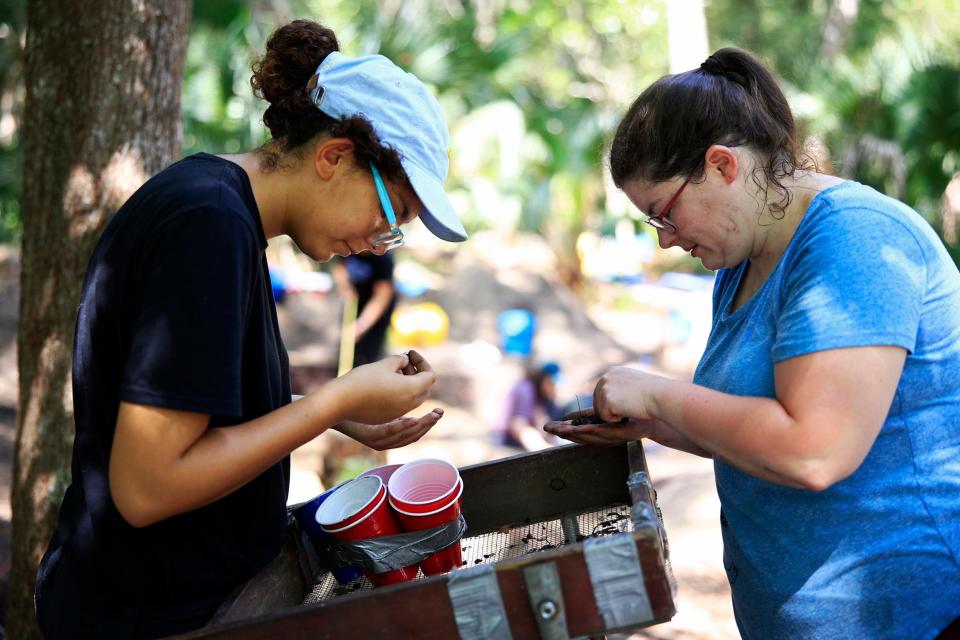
[178, 0, 960, 272]
[0, 2, 957, 634]
[2, 0, 959, 265]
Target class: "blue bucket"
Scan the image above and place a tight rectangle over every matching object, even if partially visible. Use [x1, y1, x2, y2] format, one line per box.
[292, 486, 363, 584]
[497, 309, 536, 356]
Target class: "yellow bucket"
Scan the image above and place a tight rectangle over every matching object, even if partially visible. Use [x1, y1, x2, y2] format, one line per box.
[390, 302, 449, 347]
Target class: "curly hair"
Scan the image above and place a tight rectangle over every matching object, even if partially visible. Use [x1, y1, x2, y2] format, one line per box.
[250, 20, 406, 183]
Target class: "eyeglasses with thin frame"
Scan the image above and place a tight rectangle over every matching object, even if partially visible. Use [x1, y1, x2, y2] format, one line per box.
[370, 162, 404, 251]
[644, 174, 692, 233]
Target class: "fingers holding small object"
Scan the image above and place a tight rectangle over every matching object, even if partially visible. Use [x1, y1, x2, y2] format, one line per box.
[406, 349, 433, 373]
[398, 351, 416, 375]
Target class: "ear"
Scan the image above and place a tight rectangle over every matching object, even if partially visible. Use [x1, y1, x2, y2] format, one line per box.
[313, 137, 356, 180]
[704, 144, 739, 185]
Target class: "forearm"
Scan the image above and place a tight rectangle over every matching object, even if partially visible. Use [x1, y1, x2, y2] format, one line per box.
[645, 419, 714, 458]
[183, 390, 343, 495]
[113, 384, 344, 526]
[509, 418, 550, 451]
[649, 380, 815, 488]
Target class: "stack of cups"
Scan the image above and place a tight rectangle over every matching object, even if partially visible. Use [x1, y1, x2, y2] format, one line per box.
[358, 463, 402, 485]
[315, 475, 419, 586]
[387, 459, 464, 575]
[292, 486, 363, 584]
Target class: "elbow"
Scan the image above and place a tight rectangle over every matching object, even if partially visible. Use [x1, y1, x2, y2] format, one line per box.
[794, 467, 842, 492]
[110, 477, 164, 528]
[769, 419, 870, 491]
[783, 456, 860, 492]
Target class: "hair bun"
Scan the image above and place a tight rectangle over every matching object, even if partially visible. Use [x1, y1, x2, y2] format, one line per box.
[700, 50, 751, 89]
[700, 55, 725, 76]
[251, 20, 340, 140]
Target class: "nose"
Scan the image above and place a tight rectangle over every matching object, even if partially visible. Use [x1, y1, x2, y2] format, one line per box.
[657, 228, 681, 250]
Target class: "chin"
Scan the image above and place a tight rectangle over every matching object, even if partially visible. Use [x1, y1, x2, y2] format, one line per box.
[310, 248, 335, 262]
[698, 256, 721, 271]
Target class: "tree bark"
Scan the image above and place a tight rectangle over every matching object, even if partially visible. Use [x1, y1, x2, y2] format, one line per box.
[10, 1, 191, 637]
[667, 0, 709, 74]
[820, 0, 860, 59]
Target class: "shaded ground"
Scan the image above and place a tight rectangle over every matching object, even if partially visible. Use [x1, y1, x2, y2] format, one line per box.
[0, 235, 738, 638]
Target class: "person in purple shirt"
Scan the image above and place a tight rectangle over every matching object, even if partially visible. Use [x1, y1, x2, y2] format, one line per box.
[495, 362, 563, 451]
[547, 48, 960, 640]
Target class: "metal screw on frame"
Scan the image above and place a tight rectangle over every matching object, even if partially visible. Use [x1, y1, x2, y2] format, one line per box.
[538, 600, 558, 620]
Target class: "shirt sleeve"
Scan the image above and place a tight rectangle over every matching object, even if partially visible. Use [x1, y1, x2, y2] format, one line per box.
[120, 207, 258, 416]
[772, 203, 927, 362]
[508, 380, 537, 423]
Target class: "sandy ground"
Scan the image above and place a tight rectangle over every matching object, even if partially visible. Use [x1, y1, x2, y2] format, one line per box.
[0, 235, 740, 638]
[278, 233, 740, 639]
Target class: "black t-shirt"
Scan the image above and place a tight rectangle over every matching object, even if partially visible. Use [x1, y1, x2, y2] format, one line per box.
[344, 253, 396, 366]
[344, 251, 395, 311]
[39, 154, 291, 620]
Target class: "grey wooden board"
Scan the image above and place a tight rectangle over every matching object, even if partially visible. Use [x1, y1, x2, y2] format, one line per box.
[459, 444, 632, 536]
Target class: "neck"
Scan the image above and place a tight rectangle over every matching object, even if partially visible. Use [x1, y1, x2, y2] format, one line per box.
[748, 171, 831, 278]
[220, 151, 293, 239]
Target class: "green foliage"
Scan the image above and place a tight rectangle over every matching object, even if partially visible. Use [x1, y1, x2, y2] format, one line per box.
[3, 1, 959, 262]
[0, 1, 23, 243]
[707, 0, 960, 262]
[898, 64, 960, 211]
[333, 454, 380, 486]
[182, 4, 269, 155]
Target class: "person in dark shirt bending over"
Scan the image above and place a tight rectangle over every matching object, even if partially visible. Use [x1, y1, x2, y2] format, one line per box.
[35, 19, 467, 639]
[333, 251, 397, 367]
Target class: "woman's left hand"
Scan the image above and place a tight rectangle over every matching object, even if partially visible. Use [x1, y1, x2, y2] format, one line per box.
[335, 408, 444, 451]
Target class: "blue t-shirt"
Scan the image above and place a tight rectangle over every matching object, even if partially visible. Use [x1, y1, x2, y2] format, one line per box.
[693, 181, 960, 639]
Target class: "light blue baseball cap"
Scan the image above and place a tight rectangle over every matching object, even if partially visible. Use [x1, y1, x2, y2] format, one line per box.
[307, 51, 467, 243]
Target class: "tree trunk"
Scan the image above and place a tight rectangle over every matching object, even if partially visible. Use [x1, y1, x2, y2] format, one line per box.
[820, 0, 860, 59]
[10, 2, 191, 637]
[667, 0, 709, 74]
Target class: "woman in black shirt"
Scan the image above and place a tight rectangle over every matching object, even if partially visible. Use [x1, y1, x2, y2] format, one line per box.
[36, 19, 466, 639]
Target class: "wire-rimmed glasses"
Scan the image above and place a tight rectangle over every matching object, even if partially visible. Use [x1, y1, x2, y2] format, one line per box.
[644, 174, 692, 233]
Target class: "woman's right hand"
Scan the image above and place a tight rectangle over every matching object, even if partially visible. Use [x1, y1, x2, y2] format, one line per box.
[544, 408, 656, 445]
[332, 350, 437, 424]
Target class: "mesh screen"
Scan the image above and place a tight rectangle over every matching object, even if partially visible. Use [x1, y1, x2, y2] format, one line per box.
[304, 504, 633, 604]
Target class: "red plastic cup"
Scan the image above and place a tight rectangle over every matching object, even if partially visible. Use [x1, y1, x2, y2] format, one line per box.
[358, 463, 403, 486]
[389, 477, 463, 514]
[317, 477, 418, 586]
[291, 485, 363, 584]
[315, 476, 386, 530]
[390, 479, 465, 575]
[387, 459, 461, 513]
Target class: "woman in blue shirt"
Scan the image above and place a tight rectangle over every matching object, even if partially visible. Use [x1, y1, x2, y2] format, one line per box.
[547, 48, 960, 640]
